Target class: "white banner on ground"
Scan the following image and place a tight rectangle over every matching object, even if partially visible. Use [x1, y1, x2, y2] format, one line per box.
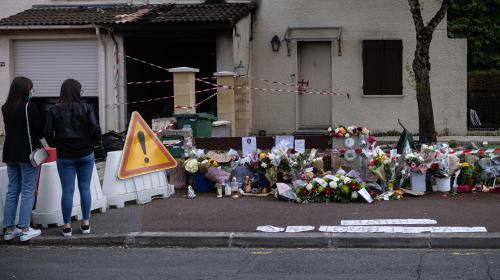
[285, 226, 315, 233]
[256, 225, 285, 233]
[340, 219, 438, 226]
[319, 226, 487, 233]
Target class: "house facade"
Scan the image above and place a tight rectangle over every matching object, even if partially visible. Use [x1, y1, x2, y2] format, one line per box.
[0, 0, 467, 136]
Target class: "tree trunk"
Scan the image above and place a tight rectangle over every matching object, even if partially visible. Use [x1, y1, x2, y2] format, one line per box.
[413, 38, 437, 143]
[408, 0, 451, 143]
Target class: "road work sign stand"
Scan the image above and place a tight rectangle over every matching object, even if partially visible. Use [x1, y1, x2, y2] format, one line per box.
[118, 111, 177, 179]
[103, 112, 176, 208]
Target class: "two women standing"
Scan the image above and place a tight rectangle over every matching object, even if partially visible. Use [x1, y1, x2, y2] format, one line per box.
[2, 77, 101, 240]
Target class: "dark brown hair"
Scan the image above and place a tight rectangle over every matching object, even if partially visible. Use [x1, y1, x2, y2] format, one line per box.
[1, 76, 33, 116]
[59, 78, 82, 110]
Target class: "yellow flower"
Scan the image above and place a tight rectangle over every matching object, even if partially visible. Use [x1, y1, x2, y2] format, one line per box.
[259, 152, 267, 159]
[460, 162, 470, 168]
[362, 128, 369, 135]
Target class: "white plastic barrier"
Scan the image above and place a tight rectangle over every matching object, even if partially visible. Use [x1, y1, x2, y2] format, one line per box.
[0, 166, 20, 231]
[32, 162, 107, 228]
[102, 151, 175, 208]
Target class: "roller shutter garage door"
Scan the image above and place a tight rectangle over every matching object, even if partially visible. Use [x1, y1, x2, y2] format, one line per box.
[14, 39, 98, 97]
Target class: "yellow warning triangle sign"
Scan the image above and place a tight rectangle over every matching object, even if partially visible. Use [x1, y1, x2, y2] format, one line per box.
[118, 111, 177, 179]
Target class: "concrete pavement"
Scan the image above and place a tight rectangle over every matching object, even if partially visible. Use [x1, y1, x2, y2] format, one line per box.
[2, 192, 500, 249]
[1, 247, 499, 280]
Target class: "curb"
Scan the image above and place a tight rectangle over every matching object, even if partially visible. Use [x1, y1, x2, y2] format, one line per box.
[3, 232, 500, 249]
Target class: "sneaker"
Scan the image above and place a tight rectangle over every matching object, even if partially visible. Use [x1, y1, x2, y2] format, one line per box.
[20, 227, 41, 242]
[4, 227, 22, 241]
[80, 225, 90, 235]
[62, 227, 72, 237]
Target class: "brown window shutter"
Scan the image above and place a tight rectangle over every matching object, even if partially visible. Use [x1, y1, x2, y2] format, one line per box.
[382, 40, 403, 95]
[363, 40, 383, 95]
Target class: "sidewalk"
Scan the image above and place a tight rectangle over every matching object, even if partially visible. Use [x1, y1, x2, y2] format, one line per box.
[3, 191, 500, 248]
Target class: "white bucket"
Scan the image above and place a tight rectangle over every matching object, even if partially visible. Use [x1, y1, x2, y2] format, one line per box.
[435, 177, 451, 192]
[410, 172, 426, 192]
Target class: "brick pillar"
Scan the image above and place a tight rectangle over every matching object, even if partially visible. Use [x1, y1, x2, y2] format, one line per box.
[168, 67, 199, 114]
[215, 71, 236, 136]
[235, 76, 250, 136]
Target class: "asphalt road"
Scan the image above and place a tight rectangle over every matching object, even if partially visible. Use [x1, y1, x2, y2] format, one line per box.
[0, 247, 498, 280]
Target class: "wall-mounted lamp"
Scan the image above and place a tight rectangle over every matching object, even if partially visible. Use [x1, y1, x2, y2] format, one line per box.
[271, 35, 281, 52]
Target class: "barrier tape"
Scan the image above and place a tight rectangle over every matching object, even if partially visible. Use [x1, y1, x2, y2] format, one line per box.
[105, 87, 217, 107]
[249, 77, 348, 97]
[195, 91, 219, 107]
[450, 148, 500, 155]
[125, 55, 170, 72]
[127, 80, 172, 85]
[244, 86, 349, 98]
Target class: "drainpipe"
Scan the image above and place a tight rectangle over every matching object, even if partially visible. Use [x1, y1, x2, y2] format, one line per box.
[108, 29, 120, 131]
[95, 26, 107, 132]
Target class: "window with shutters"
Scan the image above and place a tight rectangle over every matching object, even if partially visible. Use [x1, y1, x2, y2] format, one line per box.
[362, 40, 403, 96]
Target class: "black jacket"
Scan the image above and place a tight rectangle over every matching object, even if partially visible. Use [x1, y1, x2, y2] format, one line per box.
[44, 103, 102, 159]
[2, 102, 43, 163]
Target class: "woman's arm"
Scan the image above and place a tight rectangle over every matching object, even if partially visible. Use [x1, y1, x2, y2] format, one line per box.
[28, 103, 43, 140]
[43, 108, 55, 147]
[87, 104, 102, 143]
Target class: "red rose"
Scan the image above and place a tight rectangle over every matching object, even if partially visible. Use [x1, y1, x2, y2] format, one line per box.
[431, 163, 439, 170]
[351, 184, 358, 191]
[301, 188, 309, 196]
[312, 187, 319, 194]
[324, 188, 333, 196]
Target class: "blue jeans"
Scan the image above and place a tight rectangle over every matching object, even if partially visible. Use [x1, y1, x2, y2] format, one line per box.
[3, 163, 38, 228]
[56, 153, 94, 224]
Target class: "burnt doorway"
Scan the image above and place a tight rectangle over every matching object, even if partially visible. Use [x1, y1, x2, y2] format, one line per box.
[124, 36, 217, 125]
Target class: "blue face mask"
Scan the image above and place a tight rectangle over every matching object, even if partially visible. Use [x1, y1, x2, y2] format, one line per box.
[28, 89, 35, 100]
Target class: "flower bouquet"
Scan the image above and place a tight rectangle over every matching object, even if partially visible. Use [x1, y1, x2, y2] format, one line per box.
[456, 162, 474, 193]
[294, 171, 367, 203]
[328, 125, 369, 138]
[404, 152, 427, 192]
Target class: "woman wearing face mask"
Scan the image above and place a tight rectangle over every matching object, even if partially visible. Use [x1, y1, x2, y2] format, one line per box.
[44, 79, 102, 237]
[2, 76, 43, 241]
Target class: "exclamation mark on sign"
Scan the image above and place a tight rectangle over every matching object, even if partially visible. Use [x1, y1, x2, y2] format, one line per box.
[137, 131, 149, 163]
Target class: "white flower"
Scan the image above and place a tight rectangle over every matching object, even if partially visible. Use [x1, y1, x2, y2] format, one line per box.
[329, 181, 338, 189]
[332, 177, 340, 182]
[328, 127, 332, 132]
[343, 177, 352, 184]
[306, 183, 313, 191]
[345, 133, 350, 138]
[351, 191, 359, 200]
[401, 170, 406, 175]
[261, 162, 268, 169]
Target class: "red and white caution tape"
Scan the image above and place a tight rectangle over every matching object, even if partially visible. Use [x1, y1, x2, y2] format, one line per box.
[106, 96, 174, 107]
[244, 86, 349, 97]
[127, 80, 172, 85]
[450, 148, 500, 155]
[125, 55, 170, 72]
[195, 91, 219, 107]
[106, 87, 217, 107]
[248, 76, 349, 97]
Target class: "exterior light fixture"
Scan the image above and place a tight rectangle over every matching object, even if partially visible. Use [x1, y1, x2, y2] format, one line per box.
[271, 35, 281, 52]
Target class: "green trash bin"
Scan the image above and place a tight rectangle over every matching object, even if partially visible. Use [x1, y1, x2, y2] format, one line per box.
[174, 113, 216, 137]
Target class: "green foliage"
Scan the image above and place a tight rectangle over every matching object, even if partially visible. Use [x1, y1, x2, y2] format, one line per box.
[448, 0, 500, 72]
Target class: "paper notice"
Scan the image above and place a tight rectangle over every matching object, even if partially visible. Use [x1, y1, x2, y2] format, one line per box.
[242, 137, 257, 157]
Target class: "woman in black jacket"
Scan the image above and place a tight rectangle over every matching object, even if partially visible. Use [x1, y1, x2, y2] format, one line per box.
[44, 79, 102, 237]
[2, 76, 42, 242]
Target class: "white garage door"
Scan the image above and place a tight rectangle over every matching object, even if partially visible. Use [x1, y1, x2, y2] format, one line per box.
[14, 39, 98, 97]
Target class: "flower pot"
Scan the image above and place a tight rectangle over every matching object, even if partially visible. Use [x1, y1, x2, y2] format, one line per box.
[435, 177, 451, 192]
[410, 172, 426, 192]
